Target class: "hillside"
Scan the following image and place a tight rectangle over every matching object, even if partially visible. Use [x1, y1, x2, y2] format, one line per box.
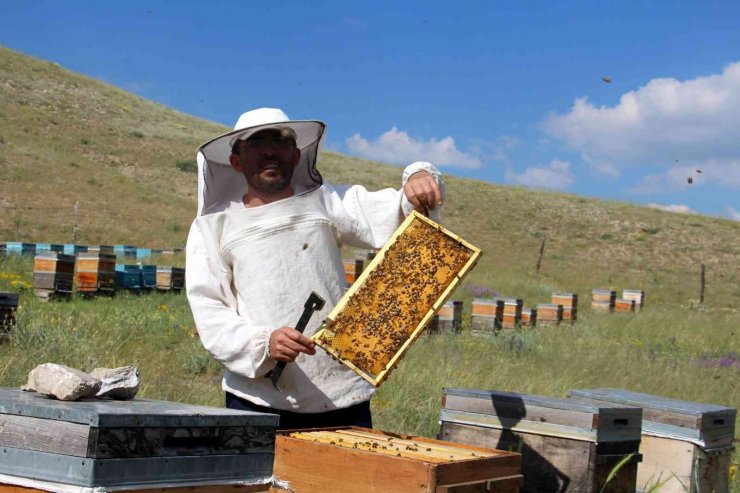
[1, 44, 738, 307]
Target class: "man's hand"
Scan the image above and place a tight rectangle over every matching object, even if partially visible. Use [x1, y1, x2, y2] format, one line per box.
[403, 171, 442, 215]
[269, 327, 316, 363]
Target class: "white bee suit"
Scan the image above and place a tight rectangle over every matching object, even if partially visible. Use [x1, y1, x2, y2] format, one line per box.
[185, 108, 444, 412]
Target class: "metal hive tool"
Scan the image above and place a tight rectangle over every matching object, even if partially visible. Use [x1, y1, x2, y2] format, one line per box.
[312, 211, 481, 387]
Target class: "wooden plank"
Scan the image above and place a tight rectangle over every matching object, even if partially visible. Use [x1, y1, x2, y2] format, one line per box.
[0, 414, 91, 457]
[635, 434, 692, 493]
[0, 484, 269, 493]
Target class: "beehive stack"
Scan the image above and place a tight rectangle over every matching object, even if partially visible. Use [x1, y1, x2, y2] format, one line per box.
[139, 264, 157, 289]
[62, 244, 88, 255]
[622, 289, 645, 310]
[5, 242, 35, 256]
[115, 264, 142, 291]
[437, 300, 463, 333]
[615, 298, 636, 312]
[570, 388, 736, 493]
[520, 307, 537, 327]
[136, 248, 153, 260]
[0, 388, 277, 492]
[271, 427, 522, 493]
[440, 388, 643, 493]
[312, 211, 480, 387]
[501, 298, 523, 329]
[591, 289, 616, 311]
[343, 258, 364, 285]
[471, 298, 504, 334]
[87, 245, 115, 255]
[551, 292, 578, 321]
[156, 266, 185, 291]
[0, 293, 19, 339]
[114, 245, 137, 259]
[32, 253, 75, 300]
[76, 252, 116, 296]
[535, 303, 562, 324]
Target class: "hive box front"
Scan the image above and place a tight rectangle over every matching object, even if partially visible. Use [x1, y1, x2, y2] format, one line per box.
[0, 388, 277, 489]
[270, 427, 521, 493]
[569, 388, 736, 493]
[440, 388, 643, 493]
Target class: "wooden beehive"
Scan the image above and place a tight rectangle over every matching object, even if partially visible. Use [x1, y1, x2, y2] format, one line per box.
[139, 264, 157, 289]
[32, 253, 75, 300]
[622, 289, 644, 310]
[471, 298, 504, 334]
[62, 244, 88, 255]
[312, 211, 481, 387]
[0, 292, 19, 339]
[157, 266, 185, 291]
[343, 258, 364, 285]
[87, 245, 115, 255]
[114, 244, 137, 258]
[440, 388, 643, 493]
[76, 252, 116, 294]
[569, 388, 736, 493]
[5, 243, 35, 256]
[115, 264, 143, 290]
[270, 427, 521, 493]
[0, 388, 277, 490]
[429, 300, 463, 333]
[536, 303, 562, 324]
[614, 298, 635, 312]
[501, 298, 522, 329]
[591, 289, 616, 312]
[552, 292, 578, 321]
[521, 307, 537, 327]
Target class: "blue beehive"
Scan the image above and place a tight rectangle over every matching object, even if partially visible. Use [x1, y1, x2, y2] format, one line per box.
[63, 244, 88, 255]
[136, 248, 152, 259]
[115, 264, 142, 290]
[6, 242, 35, 256]
[114, 245, 137, 258]
[139, 264, 157, 289]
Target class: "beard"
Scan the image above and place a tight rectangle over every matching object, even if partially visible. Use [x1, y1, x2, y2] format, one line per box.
[247, 168, 294, 195]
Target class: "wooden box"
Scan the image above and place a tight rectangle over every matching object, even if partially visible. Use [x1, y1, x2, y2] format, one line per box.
[136, 248, 153, 259]
[0, 388, 277, 489]
[0, 292, 19, 338]
[591, 289, 616, 312]
[76, 253, 116, 294]
[471, 298, 504, 334]
[432, 300, 463, 333]
[62, 244, 88, 255]
[552, 293, 578, 321]
[114, 245, 137, 258]
[614, 298, 635, 312]
[440, 388, 643, 493]
[343, 258, 364, 285]
[501, 299, 522, 329]
[271, 427, 521, 493]
[312, 211, 480, 387]
[569, 388, 736, 493]
[536, 303, 563, 324]
[140, 264, 157, 289]
[87, 245, 115, 255]
[32, 253, 75, 300]
[115, 264, 143, 290]
[5, 243, 35, 256]
[622, 290, 644, 310]
[520, 308, 536, 327]
[156, 266, 185, 291]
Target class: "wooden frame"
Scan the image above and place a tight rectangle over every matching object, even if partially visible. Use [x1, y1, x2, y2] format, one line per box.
[312, 211, 481, 387]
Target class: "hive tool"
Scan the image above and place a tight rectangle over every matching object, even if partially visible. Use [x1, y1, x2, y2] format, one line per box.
[265, 291, 326, 391]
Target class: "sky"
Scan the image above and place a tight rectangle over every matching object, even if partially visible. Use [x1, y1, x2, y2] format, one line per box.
[2, 1, 740, 221]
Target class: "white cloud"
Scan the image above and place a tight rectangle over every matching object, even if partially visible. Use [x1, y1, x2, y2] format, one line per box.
[346, 127, 482, 169]
[544, 62, 740, 188]
[726, 207, 740, 221]
[505, 159, 574, 190]
[647, 203, 698, 215]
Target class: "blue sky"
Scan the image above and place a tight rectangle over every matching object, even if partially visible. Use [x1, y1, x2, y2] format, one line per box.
[2, 1, 739, 220]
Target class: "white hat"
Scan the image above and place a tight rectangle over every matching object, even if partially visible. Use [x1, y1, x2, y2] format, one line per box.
[196, 108, 326, 216]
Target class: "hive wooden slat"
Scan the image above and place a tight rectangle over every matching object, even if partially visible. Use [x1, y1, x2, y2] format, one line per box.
[312, 211, 481, 387]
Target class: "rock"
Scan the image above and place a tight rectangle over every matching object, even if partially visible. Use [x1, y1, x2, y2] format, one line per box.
[22, 363, 101, 401]
[90, 366, 140, 400]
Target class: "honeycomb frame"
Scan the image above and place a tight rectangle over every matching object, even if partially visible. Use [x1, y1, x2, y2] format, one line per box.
[312, 211, 481, 387]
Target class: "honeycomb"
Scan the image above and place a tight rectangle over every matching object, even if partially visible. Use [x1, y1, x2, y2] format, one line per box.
[313, 212, 480, 385]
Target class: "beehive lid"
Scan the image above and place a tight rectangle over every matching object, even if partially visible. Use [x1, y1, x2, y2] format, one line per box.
[312, 211, 481, 387]
[442, 388, 642, 443]
[569, 388, 736, 446]
[0, 388, 278, 428]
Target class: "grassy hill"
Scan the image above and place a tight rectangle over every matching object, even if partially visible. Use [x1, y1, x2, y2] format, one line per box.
[1, 45, 739, 490]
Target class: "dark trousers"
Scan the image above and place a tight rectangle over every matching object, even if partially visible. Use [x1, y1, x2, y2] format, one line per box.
[225, 392, 372, 430]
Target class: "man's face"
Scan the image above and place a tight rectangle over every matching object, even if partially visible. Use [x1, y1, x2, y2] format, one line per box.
[230, 129, 300, 195]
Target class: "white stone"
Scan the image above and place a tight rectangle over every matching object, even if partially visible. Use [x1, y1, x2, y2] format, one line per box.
[22, 363, 101, 401]
[90, 366, 140, 400]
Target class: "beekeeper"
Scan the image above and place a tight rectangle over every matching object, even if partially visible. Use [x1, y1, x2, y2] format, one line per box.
[185, 108, 444, 429]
